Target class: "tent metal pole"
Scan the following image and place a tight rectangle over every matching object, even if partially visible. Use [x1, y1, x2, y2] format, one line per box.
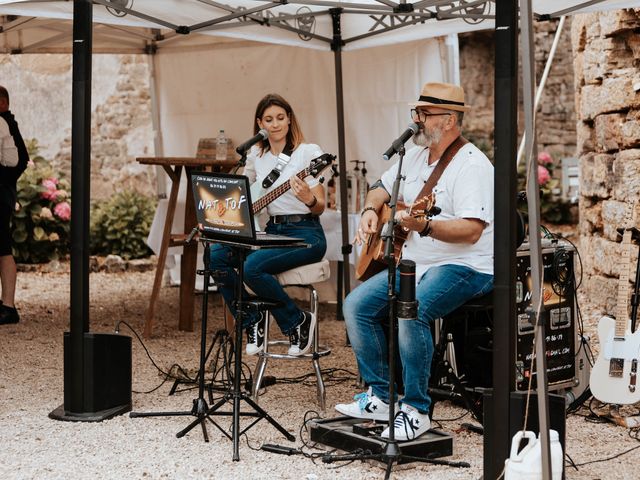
[521, 1, 553, 478]
[331, 8, 351, 307]
[69, 0, 93, 414]
[486, 1, 518, 478]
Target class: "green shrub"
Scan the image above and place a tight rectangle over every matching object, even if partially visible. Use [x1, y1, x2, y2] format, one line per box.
[12, 140, 71, 263]
[90, 190, 156, 260]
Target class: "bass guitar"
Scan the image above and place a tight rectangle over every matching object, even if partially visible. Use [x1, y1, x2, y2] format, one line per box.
[355, 194, 436, 281]
[250, 153, 335, 214]
[590, 203, 640, 404]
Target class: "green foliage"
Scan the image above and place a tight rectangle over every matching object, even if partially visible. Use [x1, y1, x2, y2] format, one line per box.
[90, 190, 156, 260]
[12, 140, 71, 263]
[517, 151, 575, 224]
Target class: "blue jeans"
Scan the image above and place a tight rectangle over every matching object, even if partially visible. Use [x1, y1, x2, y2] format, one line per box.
[209, 217, 326, 334]
[343, 264, 493, 413]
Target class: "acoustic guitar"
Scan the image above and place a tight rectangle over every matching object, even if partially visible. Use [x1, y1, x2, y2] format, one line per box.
[355, 194, 436, 281]
[590, 203, 640, 405]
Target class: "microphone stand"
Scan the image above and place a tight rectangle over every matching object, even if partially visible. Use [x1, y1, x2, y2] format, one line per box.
[232, 151, 248, 174]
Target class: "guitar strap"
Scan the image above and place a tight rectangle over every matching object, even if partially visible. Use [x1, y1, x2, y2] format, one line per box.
[261, 142, 295, 189]
[414, 135, 468, 201]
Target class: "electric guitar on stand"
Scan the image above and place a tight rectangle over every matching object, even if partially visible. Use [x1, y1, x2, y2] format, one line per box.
[590, 203, 640, 405]
[355, 194, 436, 281]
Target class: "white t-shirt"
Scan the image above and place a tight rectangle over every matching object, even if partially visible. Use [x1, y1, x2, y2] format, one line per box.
[243, 143, 324, 216]
[380, 142, 494, 280]
[0, 117, 18, 167]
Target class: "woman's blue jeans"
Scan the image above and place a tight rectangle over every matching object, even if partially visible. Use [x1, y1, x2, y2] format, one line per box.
[343, 264, 493, 413]
[209, 217, 326, 335]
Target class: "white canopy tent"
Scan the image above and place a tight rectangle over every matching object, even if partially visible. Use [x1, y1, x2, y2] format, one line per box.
[1, 1, 638, 53]
[2, 1, 640, 478]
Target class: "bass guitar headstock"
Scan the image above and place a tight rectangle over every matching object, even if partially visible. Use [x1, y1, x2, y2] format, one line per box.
[308, 153, 336, 178]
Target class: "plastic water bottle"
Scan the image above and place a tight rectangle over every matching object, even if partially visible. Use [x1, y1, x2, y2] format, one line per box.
[504, 430, 563, 480]
[216, 129, 227, 161]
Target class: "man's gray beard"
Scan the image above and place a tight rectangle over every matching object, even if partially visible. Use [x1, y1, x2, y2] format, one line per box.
[414, 127, 442, 148]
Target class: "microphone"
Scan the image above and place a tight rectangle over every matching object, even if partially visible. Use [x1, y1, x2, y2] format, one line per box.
[382, 122, 419, 161]
[397, 259, 417, 322]
[235, 128, 269, 155]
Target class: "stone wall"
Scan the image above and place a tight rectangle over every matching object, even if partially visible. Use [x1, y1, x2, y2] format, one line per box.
[0, 54, 155, 200]
[573, 8, 640, 315]
[460, 18, 577, 162]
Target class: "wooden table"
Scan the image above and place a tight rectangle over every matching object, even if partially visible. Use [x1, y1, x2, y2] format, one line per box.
[137, 155, 237, 337]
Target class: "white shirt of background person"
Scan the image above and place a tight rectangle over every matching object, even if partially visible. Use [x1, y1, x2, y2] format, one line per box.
[0, 116, 18, 167]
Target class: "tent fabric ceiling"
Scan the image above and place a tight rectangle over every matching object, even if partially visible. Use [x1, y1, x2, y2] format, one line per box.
[1, 0, 640, 54]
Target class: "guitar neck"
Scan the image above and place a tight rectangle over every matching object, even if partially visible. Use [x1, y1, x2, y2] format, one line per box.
[615, 230, 633, 338]
[252, 168, 309, 213]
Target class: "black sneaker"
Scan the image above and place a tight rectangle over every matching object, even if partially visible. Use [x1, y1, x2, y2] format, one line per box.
[0, 305, 20, 325]
[245, 319, 265, 355]
[288, 310, 315, 356]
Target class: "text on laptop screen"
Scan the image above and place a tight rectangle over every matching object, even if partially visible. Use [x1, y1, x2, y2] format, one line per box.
[192, 173, 254, 239]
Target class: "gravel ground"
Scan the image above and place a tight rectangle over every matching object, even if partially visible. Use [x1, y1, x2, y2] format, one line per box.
[1, 260, 639, 479]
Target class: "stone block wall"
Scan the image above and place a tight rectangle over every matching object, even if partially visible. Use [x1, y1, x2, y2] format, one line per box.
[573, 8, 640, 316]
[0, 54, 155, 201]
[460, 18, 577, 163]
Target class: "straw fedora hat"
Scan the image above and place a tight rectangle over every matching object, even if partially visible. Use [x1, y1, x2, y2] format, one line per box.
[409, 82, 470, 112]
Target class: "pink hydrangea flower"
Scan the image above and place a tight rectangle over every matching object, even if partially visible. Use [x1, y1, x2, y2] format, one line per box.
[41, 178, 60, 200]
[538, 151, 553, 165]
[54, 201, 71, 221]
[42, 177, 58, 190]
[538, 165, 551, 185]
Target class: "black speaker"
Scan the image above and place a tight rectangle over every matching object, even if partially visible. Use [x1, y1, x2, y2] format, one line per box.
[62, 332, 132, 415]
[483, 390, 566, 478]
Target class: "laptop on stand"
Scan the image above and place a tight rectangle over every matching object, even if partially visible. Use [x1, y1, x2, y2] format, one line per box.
[190, 171, 304, 246]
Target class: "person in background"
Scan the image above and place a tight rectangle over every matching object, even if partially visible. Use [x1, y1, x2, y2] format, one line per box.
[0, 86, 29, 325]
[209, 93, 327, 356]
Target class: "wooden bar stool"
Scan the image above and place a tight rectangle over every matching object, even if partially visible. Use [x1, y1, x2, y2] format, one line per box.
[251, 259, 332, 409]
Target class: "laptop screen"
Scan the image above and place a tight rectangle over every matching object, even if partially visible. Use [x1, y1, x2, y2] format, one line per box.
[191, 172, 256, 241]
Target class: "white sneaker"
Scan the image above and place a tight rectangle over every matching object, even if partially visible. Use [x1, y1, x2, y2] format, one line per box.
[245, 321, 265, 356]
[381, 404, 431, 441]
[335, 387, 391, 421]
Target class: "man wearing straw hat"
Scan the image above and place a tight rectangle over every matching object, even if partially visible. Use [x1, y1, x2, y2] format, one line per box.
[336, 82, 494, 440]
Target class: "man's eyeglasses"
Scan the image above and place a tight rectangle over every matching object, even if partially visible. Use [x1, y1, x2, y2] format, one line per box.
[410, 108, 451, 123]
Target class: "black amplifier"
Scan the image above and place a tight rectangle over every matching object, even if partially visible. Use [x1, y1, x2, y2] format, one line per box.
[515, 241, 577, 391]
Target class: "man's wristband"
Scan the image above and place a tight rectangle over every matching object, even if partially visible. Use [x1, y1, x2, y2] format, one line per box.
[419, 220, 432, 237]
[361, 206, 377, 216]
[305, 196, 318, 208]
